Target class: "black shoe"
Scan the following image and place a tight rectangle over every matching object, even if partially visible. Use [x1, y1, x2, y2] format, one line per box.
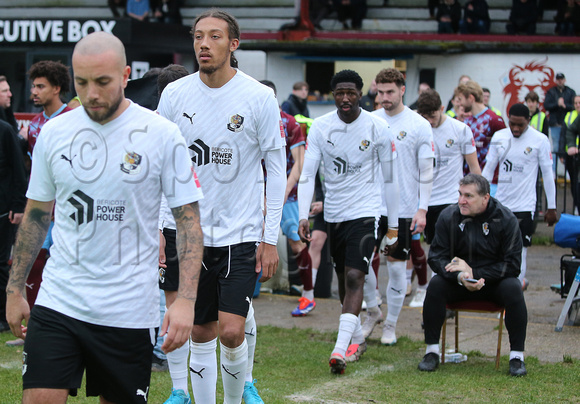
[0, 321, 10, 333]
[151, 354, 168, 372]
[509, 358, 527, 376]
[418, 352, 440, 372]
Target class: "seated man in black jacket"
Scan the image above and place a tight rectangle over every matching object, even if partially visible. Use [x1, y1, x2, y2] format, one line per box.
[418, 174, 528, 377]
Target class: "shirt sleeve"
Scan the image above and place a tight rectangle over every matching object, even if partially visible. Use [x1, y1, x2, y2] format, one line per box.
[258, 91, 287, 152]
[417, 121, 435, 159]
[460, 125, 477, 155]
[481, 134, 500, 181]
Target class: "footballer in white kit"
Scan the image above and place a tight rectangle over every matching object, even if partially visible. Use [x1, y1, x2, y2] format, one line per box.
[6, 32, 203, 404]
[416, 89, 480, 244]
[366, 68, 434, 347]
[482, 103, 557, 285]
[298, 69, 400, 375]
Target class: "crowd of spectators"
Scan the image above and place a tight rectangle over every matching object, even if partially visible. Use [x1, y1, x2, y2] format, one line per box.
[108, 0, 182, 24]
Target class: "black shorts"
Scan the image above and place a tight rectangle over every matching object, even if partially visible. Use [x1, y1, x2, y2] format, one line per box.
[382, 217, 413, 261]
[425, 204, 452, 245]
[374, 215, 389, 250]
[513, 211, 535, 247]
[159, 228, 179, 291]
[312, 211, 326, 233]
[195, 242, 258, 324]
[327, 217, 378, 274]
[23, 305, 155, 403]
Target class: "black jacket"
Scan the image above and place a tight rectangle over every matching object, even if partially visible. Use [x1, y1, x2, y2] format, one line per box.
[428, 198, 522, 285]
[0, 120, 27, 215]
[281, 94, 310, 118]
[544, 84, 576, 126]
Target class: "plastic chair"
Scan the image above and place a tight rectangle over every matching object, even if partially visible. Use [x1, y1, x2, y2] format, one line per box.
[441, 300, 505, 369]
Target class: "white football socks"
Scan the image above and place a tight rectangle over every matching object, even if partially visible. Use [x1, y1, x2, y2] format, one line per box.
[221, 339, 248, 404]
[167, 338, 190, 393]
[189, 338, 217, 404]
[333, 313, 358, 357]
[386, 260, 407, 324]
[245, 304, 257, 383]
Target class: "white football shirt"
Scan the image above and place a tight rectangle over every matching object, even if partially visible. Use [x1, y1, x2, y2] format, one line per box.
[372, 106, 434, 218]
[483, 125, 554, 212]
[305, 109, 396, 222]
[158, 70, 286, 247]
[27, 102, 202, 328]
[430, 116, 476, 206]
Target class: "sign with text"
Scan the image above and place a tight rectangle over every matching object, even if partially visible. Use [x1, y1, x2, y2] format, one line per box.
[0, 19, 116, 44]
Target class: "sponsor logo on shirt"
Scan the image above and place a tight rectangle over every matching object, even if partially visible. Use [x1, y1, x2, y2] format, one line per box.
[227, 114, 244, 132]
[183, 112, 195, 125]
[68, 190, 94, 225]
[189, 139, 233, 166]
[359, 139, 370, 151]
[68, 191, 126, 225]
[332, 157, 361, 175]
[60, 153, 76, 167]
[279, 120, 285, 138]
[120, 151, 142, 175]
[502, 159, 524, 173]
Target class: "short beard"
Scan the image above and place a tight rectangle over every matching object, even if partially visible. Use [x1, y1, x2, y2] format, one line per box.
[84, 91, 124, 124]
[198, 56, 228, 76]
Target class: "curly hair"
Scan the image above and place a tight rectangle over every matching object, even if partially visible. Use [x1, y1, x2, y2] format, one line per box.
[375, 68, 405, 88]
[27, 60, 71, 95]
[330, 69, 363, 91]
[416, 89, 442, 116]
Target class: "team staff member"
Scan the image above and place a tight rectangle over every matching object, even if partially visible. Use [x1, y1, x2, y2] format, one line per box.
[419, 174, 527, 377]
[6, 31, 204, 403]
[157, 9, 286, 404]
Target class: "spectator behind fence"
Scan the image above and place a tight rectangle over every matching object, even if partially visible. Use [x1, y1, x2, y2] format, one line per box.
[127, 0, 149, 21]
[332, 0, 368, 30]
[555, 0, 580, 36]
[506, 0, 538, 35]
[108, 0, 127, 18]
[437, 0, 462, 33]
[459, 0, 491, 34]
[282, 81, 310, 118]
[151, 0, 182, 24]
[525, 91, 549, 137]
[561, 94, 580, 214]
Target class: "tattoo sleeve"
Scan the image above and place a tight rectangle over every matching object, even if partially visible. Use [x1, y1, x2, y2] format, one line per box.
[171, 202, 203, 302]
[7, 200, 54, 295]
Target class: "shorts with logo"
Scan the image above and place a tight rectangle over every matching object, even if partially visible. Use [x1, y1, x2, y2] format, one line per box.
[159, 228, 179, 291]
[195, 242, 258, 324]
[513, 211, 535, 247]
[23, 305, 155, 403]
[380, 217, 413, 261]
[425, 204, 452, 244]
[281, 201, 301, 242]
[327, 217, 378, 274]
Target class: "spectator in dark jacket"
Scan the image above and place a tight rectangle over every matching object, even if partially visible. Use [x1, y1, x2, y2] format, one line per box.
[459, 0, 491, 34]
[282, 81, 310, 118]
[555, 0, 580, 36]
[506, 0, 538, 35]
[544, 72, 576, 168]
[437, 0, 462, 33]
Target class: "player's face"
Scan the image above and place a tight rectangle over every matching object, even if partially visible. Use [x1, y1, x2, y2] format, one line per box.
[0, 80, 12, 109]
[31, 77, 60, 108]
[525, 99, 538, 114]
[508, 115, 529, 138]
[456, 93, 473, 113]
[333, 82, 361, 120]
[73, 49, 130, 124]
[458, 184, 489, 217]
[193, 17, 239, 76]
[421, 106, 444, 128]
[376, 82, 404, 112]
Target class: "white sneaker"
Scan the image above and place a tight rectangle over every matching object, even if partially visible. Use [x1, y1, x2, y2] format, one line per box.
[409, 288, 427, 308]
[381, 323, 397, 346]
[406, 283, 412, 296]
[375, 289, 383, 306]
[361, 307, 383, 338]
[361, 299, 368, 310]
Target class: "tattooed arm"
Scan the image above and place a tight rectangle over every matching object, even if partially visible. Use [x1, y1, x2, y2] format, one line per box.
[6, 199, 54, 339]
[160, 201, 203, 353]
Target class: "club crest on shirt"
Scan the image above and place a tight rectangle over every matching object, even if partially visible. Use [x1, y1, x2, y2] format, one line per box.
[445, 139, 455, 148]
[482, 222, 489, 236]
[227, 114, 244, 132]
[359, 139, 370, 151]
[121, 152, 142, 175]
[396, 131, 407, 141]
[459, 223, 465, 231]
[524, 147, 533, 155]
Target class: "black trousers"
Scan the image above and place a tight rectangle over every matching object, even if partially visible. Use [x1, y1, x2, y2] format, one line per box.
[423, 275, 527, 351]
[0, 215, 17, 324]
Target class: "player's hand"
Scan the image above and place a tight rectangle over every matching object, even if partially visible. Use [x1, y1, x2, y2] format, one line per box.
[159, 230, 167, 269]
[8, 211, 23, 225]
[298, 219, 311, 242]
[544, 209, 558, 226]
[6, 291, 30, 339]
[445, 257, 473, 278]
[309, 201, 323, 216]
[411, 209, 427, 235]
[160, 297, 194, 353]
[256, 242, 278, 282]
[381, 228, 399, 256]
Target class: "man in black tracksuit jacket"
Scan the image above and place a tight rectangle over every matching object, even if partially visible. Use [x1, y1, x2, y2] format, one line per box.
[418, 174, 528, 376]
